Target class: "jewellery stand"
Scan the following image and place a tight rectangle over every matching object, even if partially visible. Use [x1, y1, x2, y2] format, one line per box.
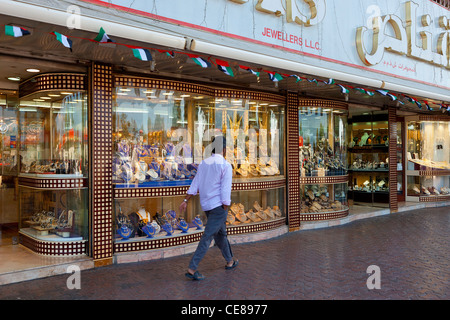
[55, 210, 75, 238]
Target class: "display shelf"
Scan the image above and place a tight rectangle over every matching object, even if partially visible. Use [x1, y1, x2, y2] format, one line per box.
[20, 227, 83, 242]
[348, 113, 390, 204]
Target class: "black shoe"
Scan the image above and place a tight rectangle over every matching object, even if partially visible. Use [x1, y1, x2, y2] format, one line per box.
[185, 271, 205, 281]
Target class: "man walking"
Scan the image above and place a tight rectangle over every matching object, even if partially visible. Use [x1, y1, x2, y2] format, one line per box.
[180, 136, 238, 281]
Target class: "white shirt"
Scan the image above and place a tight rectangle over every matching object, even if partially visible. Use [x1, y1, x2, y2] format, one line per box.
[187, 153, 233, 212]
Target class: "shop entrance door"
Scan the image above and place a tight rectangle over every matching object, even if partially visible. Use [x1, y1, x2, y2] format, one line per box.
[0, 91, 19, 249]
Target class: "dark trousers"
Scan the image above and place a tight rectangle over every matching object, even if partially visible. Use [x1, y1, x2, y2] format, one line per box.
[188, 205, 233, 270]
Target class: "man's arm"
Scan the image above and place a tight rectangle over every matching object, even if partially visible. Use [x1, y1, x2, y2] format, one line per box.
[180, 164, 201, 213]
[220, 164, 233, 210]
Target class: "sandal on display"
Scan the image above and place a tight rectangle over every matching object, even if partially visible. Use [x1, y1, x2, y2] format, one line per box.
[185, 271, 205, 281]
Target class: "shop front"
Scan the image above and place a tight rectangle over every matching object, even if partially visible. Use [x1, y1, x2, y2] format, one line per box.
[1, 0, 450, 283]
[111, 76, 287, 254]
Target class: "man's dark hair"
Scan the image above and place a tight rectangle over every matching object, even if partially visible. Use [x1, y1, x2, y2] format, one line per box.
[212, 135, 227, 154]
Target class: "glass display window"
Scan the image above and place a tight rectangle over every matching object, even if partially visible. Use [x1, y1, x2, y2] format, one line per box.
[227, 187, 285, 225]
[113, 195, 206, 241]
[1, 91, 19, 244]
[396, 119, 405, 201]
[19, 91, 88, 177]
[405, 117, 450, 201]
[113, 85, 286, 187]
[1, 94, 19, 176]
[199, 96, 285, 179]
[348, 112, 390, 205]
[19, 187, 88, 242]
[300, 183, 348, 214]
[298, 105, 347, 177]
[112, 80, 287, 243]
[406, 119, 450, 170]
[113, 86, 214, 187]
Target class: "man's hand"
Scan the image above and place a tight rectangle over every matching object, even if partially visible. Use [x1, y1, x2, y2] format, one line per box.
[179, 201, 188, 213]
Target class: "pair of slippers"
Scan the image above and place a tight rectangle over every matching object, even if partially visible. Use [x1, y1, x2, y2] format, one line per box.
[185, 260, 239, 281]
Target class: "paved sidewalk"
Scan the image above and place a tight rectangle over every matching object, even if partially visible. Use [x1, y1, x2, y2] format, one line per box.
[0, 206, 449, 300]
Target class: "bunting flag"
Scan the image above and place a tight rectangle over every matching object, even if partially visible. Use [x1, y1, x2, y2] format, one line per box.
[52, 32, 73, 51]
[423, 101, 432, 111]
[239, 65, 260, 77]
[94, 27, 114, 43]
[132, 48, 152, 61]
[337, 84, 349, 94]
[404, 95, 423, 109]
[216, 59, 234, 77]
[266, 71, 283, 82]
[289, 74, 301, 83]
[5, 25, 30, 37]
[187, 54, 211, 68]
[157, 49, 175, 58]
[376, 90, 397, 101]
[439, 104, 450, 112]
[355, 87, 367, 94]
[1, 23, 444, 114]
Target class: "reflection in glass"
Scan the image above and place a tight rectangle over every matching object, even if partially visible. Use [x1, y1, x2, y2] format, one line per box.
[19, 91, 88, 176]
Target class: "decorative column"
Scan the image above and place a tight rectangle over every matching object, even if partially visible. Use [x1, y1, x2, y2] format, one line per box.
[89, 62, 113, 266]
[286, 92, 300, 231]
[388, 106, 398, 213]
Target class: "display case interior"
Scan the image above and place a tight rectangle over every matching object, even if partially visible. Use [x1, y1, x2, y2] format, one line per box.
[114, 195, 206, 241]
[201, 97, 284, 180]
[113, 187, 285, 242]
[405, 118, 450, 201]
[112, 86, 285, 188]
[227, 187, 285, 225]
[348, 113, 390, 204]
[300, 183, 348, 214]
[298, 106, 347, 177]
[19, 187, 88, 241]
[18, 91, 88, 177]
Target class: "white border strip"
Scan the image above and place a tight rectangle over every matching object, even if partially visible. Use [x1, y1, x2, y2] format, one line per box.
[0, 0, 187, 50]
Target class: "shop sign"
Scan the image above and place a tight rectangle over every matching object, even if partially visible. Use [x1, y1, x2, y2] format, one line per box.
[75, 0, 450, 92]
[356, 1, 450, 69]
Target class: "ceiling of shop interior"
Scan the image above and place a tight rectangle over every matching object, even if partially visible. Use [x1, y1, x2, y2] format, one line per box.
[0, 14, 445, 116]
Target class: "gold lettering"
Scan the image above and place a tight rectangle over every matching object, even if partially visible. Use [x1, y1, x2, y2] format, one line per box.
[229, 0, 249, 3]
[286, 0, 326, 27]
[255, 0, 325, 25]
[255, 0, 285, 16]
[357, 1, 450, 70]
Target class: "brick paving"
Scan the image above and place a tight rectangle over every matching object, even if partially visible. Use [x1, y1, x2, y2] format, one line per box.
[0, 206, 449, 301]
